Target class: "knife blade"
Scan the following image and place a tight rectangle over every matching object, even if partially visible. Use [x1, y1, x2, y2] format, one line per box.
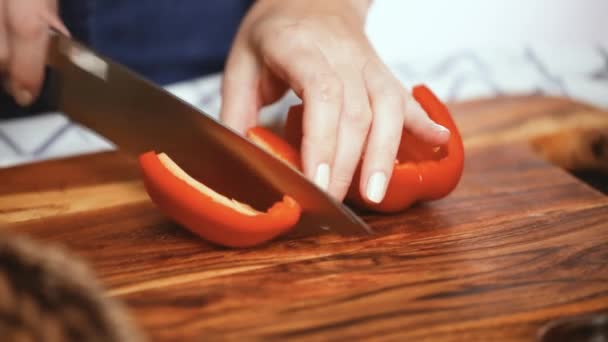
[45, 32, 373, 236]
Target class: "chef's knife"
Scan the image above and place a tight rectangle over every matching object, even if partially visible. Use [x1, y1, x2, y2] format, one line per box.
[45, 32, 372, 236]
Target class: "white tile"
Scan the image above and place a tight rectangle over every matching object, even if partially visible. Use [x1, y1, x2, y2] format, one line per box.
[166, 73, 223, 120]
[0, 113, 68, 154]
[415, 78, 453, 101]
[36, 124, 113, 161]
[0, 139, 19, 168]
[165, 81, 200, 106]
[202, 95, 222, 121]
[71, 125, 115, 149]
[491, 66, 555, 95]
[0, 155, 37, 168]
[258, 91, 301, 128]
[530, 44, 605, 76]
[367, 0, 608, 63]
[564, 78, 608, 108]
[449, 77, 499, 101]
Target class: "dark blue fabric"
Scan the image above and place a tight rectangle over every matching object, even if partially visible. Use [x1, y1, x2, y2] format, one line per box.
[61, 0, 253, 85]
[2, 0, 252, 117]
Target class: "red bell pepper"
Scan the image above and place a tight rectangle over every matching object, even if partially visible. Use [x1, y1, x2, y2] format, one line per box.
[247, 126, 302, 170]
[284, 84, 464, 213]
[138, 84, 463, 247]
[138, 147, 301, 248]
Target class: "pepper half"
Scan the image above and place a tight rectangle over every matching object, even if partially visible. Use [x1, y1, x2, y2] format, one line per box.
[138, 143, 301, 248]
[284, 84, 465, 213]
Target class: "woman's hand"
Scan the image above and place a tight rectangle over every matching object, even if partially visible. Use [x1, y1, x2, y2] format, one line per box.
[0, 0, 68, 106]
[220, 0, 450, 204]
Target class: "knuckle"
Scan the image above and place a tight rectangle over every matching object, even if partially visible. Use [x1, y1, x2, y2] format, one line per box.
[301, 132, 334, 156]
[331, 172, 354, 191]
[366, 72, 407, 123]
[322, 15, 347, 28]
[260, 22, 312, 60]
[379, 84, 406, 109]
[282, 22, 307, 36]
[275, 23, 310, 50]
[363, 60, 393, 87]
[373, 135, 401, 157]
[344, 108, 372, 132]
[309, 73, 343, 102]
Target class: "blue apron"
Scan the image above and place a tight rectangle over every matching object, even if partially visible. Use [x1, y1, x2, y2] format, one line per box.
[1, 0, 252, 117]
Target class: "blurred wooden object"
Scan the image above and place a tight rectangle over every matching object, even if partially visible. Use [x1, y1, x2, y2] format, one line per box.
[459, 96, 608, 173]
[532, 126, 608, 174]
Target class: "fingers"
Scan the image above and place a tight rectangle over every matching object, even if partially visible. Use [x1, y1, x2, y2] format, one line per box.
[220, 41, 291, 135]
[258, 25, 343, 191]
[327, 71, 372, 201]
[403, 92, 451, 145]
[220, 44, 261, 134]
[359, 59, 453, 204]
[41, 0, 70, 37]
[244, 19, 450, 203]
[4, 0, 64, 106]
[0, 1, 9, 77]
[359, 61, 405, 203]
[301, 71, 343, 192]
[6, 0, 51, 105]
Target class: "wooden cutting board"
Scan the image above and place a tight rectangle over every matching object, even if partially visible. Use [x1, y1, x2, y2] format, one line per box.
[1, 96, 607, 341]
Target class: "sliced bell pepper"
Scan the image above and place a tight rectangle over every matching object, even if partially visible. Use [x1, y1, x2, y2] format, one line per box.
[138, 84, 462, 248]
[284, 84, 465, 213]
[138, 145, 301, 248]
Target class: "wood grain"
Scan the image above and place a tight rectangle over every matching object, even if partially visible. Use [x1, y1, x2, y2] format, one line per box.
[0, 180, 147, 223]
[1, 96, 608, 341]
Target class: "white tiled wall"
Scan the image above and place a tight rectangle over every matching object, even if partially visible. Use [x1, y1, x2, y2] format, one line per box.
[367, 0, 608, 61]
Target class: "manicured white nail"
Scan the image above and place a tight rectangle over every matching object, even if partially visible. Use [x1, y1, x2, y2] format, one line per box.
[314, 163, 330, 191]
[14, 87, 33, 106]
[434, 123, 450, 135]
[366, 171, 387, 203]
[433, 123, 450, 133]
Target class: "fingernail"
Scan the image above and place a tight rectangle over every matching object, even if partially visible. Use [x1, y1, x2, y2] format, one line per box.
[433, 123, 451, 139]
[314, 163, 330, 191]
[366, 171, 387, 203]
[13, 87, 33, 106]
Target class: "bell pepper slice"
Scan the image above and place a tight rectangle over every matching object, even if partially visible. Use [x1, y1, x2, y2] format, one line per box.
[284, 84, 464, 213]
[138, 148, 301, 248]
[247, 127, 301, 170]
